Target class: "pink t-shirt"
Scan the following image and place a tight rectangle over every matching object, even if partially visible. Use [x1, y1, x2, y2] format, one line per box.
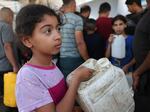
[16, 63, 67, 112]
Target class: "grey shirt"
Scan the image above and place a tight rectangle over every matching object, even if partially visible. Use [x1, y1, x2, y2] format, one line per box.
[60, 12, 83, 58]
[0, 20, 17, 71]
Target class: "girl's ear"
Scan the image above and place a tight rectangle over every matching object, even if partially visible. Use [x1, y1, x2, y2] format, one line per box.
[21, 36, 33, 48]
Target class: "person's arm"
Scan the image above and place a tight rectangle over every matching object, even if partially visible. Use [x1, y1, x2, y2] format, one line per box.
[132, 52, 150, 90]
[122, 58, 136, 74]
[1, 23, 19, 72]
[105, 43, 111, 58]
[4, 42, 19, 72]
[36, 67, 93, 112]
[105, 34, 114, 58]
[36, 79, 79, 112]
[75, 31, 89, 60]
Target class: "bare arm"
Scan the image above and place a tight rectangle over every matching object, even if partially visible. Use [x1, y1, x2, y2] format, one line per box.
[105, 43, 111, 58]
[133, 52, 150, 90]
[4, 42, 19, 72]
[75, 31, 89, 60]
[134, 52, 150, 76]
[36, 80, 79, 112]
[105, 34, 114, 58]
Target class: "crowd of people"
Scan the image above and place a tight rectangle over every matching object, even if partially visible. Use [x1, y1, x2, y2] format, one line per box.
[0, 0, 150, 112]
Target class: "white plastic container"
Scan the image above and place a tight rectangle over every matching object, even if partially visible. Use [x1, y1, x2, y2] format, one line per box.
[111, 35, 126, 59]
[67, 58, 134, 112]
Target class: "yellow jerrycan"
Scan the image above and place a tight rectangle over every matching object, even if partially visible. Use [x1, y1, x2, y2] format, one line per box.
[4, 72, 17, 107]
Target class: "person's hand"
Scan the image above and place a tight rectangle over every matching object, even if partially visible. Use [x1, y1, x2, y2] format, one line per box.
[13, 65, 19, 73]
[72, 66, 94, 83]
[72, 106, 83, 112]
[108, 34, 115, 44]
[132, 72, 140, 91]
[122, 64, 129, 74]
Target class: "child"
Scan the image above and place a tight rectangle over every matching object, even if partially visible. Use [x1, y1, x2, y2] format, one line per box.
[105, 15, 135, 74]
[84, 18, 105, 60]
[15, 4, 93, 112]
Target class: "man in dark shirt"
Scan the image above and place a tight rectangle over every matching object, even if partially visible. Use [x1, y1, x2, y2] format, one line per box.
[125, 0, 144, 35]
[133, 0, 150, 112]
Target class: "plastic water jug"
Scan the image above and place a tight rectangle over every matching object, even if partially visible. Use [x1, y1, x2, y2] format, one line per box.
[4, 72, 17, 107]
[67, 58, 134, 112]
[111, 35, 126, 59]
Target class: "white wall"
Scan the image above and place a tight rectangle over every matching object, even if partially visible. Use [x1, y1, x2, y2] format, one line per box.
[117, 0, 130, 16]
[0, 1, 22, 14]
[78, 0, 130, 19]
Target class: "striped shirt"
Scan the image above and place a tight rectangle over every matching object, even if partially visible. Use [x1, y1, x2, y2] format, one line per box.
[60, 12, 83, 58]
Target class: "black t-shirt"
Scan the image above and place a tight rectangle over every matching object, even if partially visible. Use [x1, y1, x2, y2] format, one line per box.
[133, 9, 150, 66]
[126, 11, 144, 35]
[84, 32, 105, 60]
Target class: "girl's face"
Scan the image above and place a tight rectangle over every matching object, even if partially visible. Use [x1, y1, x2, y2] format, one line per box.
[112, 20, 126, 35]
[29, 15, 61, 56]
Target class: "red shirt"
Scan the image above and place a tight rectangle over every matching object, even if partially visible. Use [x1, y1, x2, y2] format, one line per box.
[96, 17, 112, 41]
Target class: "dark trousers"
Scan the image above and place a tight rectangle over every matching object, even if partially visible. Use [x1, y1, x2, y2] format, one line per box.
[134, 70, 150, 112]
[57, 57, 84, 79]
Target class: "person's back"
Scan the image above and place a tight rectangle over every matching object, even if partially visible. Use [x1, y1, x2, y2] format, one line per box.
[59, 0, 89, 77]
[0, 7, 19, 112]
[0, 7, 15, 71]
[60, 13, 83, 58]
[0, 21, 14, 71]
[0, 7, 19, 92]
[84, 19, 105, 60]
[96, 2, 112, 42]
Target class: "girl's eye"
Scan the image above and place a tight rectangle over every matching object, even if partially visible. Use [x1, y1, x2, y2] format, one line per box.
[57, 26, 61, 32]
[45, 28, 51, 35]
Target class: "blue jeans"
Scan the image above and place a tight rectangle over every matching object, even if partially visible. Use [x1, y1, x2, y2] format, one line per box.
[58, 57, 84, 78]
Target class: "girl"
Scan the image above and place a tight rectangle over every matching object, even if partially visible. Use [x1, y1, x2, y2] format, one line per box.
[15, 4, 93, 112]
[105, 15, 135, 74]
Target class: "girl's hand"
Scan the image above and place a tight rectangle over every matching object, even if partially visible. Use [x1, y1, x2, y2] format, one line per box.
[108, 34, 115, 44]
[72, 66, 93, 83]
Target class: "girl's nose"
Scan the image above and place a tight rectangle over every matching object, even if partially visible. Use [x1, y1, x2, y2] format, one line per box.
[54, 30, 61, 40]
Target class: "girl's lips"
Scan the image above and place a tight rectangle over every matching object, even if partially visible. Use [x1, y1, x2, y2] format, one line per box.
[55, 44, 61, 49]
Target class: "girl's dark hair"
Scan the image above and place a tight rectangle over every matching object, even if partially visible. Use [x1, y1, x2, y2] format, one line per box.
[15, 4, 60, 39]
[112, 15, 127, 25]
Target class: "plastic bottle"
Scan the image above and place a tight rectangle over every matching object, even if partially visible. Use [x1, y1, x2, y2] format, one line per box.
[111, 35, 126, 59]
